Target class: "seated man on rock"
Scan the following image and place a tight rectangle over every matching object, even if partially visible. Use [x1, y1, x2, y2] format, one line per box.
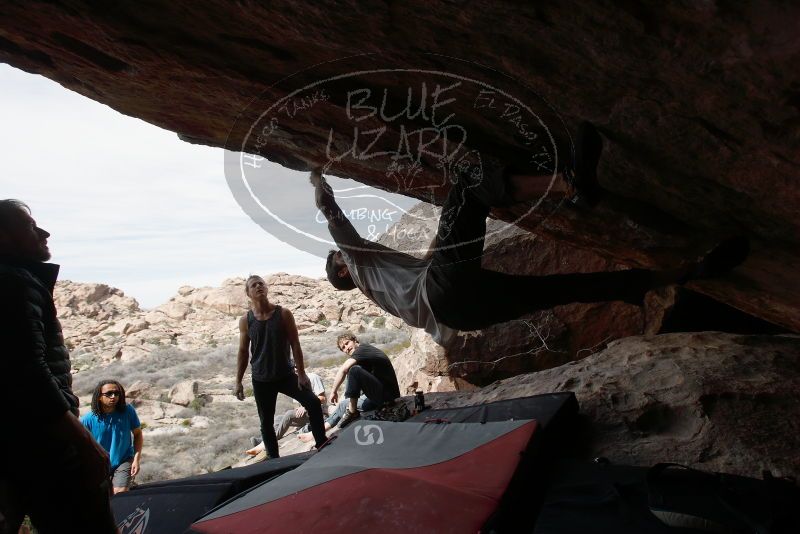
[311, 123, 749, 346]
[328, 333, 401, 429]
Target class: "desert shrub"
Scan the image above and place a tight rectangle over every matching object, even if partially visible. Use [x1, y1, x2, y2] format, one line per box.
[138, 407, 262, 483]
[359, 329, 407, 346]
[189, 398, 204, 412]
[174, 408, 195, 419]
[315, 354, 349, 368]
[181, 419, 191, 427]
[384, 339, 411, 356]
[372, 317, 386, 328]
[317, 319, 331, 327]
[72, 344, 239, 395]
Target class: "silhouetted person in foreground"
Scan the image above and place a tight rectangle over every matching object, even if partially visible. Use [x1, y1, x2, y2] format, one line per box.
[0, 200, 117, 534]
[311, 124, 749, 345]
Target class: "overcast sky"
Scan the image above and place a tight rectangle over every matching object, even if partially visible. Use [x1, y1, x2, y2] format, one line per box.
[0, 64, 345, 308]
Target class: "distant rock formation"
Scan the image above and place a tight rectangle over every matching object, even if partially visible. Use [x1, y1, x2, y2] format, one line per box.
[56, 274, 406, 367]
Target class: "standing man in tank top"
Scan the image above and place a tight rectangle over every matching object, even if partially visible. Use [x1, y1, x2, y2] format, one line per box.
[234, 275, 327, 458]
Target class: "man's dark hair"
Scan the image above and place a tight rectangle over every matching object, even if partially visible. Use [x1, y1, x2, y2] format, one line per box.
[325, 249, 357, 290]
[0, 199, 30, 230]
[90, 379, 127, 416]
[336, 332, 359, 351]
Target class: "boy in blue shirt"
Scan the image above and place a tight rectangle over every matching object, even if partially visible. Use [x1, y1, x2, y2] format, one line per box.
[81, 380, 143, 494]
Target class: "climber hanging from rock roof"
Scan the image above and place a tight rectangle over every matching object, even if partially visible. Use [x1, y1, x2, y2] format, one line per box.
[311, 123, 750, 346]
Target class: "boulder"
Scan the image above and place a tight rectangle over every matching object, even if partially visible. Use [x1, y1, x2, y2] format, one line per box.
[426, 333, 800, 478]
[168, 380, 199, 406]
[155, 301, 190, 320]
[126, 381, 152, 400]
[122, 319, 150, 335]
[191, 286, 248, 316]
[298, 307, 324, 323]
[322, 301, 343, 323]
[190, 416, 211, 429]
[135, 400, 187, 422]
[177, 286, 194, 297]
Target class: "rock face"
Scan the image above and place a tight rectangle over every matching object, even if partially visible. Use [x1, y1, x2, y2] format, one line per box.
[382, 204, 666, 386]
[378, 203, 788, 386]
[1, 2, 798, 335]
[168, 380, 198, 407]
[424, 332, 800, 478]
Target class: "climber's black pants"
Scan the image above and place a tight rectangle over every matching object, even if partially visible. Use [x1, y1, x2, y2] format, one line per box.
[426, 170, 656, 332]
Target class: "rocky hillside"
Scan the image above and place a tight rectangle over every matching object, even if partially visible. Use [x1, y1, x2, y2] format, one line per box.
[59, 275, 412, 483]
[57, 273, 407, 370]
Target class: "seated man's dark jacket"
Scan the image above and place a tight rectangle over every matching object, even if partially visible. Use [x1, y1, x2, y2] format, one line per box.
[352, 343, 402, 401]
[0, 256, 78, 449]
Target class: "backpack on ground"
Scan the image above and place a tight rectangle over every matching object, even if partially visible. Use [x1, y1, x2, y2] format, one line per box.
[363, 399, 411, 422]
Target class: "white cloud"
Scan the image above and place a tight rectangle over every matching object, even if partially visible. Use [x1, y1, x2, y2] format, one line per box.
[0, 63, 422, 308]
[0, 64, 327, 307]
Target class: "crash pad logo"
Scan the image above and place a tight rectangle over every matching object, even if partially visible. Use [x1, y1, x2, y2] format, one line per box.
[225, 54, 569, 259]
[354, 424, 385, 446]
[117, 506, 149, 534]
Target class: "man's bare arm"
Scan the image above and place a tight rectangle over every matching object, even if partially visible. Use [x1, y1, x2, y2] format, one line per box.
[283, 308, 311, 389]
[329, 357, 357, 405]
[131, 427, 143, 476]
[310, 168, 347, 227]
[310, 168, 399, 254]
[234, 315, 249, 400]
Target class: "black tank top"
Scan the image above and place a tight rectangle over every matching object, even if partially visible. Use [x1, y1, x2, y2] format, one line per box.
[247, 306, 293, 382]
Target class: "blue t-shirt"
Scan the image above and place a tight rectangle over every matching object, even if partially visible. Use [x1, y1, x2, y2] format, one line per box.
[81, 404, 141, 469]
